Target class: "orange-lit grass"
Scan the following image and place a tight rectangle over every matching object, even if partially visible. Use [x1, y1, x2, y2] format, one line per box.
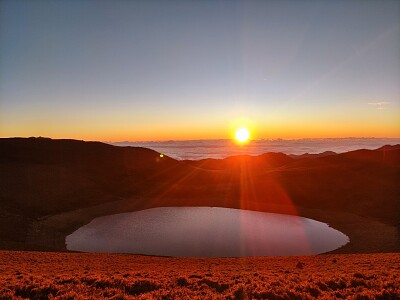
[0, 251, 399, 299]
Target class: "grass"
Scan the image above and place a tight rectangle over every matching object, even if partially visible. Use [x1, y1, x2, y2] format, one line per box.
[0, 251, 399, 299]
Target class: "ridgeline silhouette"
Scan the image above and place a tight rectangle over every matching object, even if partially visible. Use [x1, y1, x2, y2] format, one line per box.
[0, 137, 399, 252]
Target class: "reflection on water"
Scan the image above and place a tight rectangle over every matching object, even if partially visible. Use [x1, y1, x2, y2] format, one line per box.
[66, 207, 349, 257]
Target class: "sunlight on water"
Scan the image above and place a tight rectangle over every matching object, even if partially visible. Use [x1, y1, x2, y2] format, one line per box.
[66, 207, 349, 257]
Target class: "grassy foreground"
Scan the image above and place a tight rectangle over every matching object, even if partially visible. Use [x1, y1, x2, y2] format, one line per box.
[0, 251, 399, 299]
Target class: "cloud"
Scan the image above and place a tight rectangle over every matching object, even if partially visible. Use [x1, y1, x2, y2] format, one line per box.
[367, 101, 390, 105]
[367, 101, 390, 109]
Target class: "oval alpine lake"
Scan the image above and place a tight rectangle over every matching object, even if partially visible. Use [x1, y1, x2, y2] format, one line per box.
[66, 207, 349, 257]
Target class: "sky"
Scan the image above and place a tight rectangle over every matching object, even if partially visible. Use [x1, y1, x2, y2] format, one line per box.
[0, 0, 399, 141]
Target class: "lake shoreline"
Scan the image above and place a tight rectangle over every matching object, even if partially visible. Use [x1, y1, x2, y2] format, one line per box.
[65, 206, 349, 256]
[23, 196, 400, 255]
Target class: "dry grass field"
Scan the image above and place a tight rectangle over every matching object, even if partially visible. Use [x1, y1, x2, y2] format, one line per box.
[0, 251, 399, 299]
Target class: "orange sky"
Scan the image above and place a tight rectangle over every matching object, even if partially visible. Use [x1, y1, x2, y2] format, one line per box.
[0, 1, 399, 142]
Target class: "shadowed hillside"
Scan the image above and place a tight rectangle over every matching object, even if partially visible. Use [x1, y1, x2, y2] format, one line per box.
[0, 137, 178, 216]
[0, 138, 399, 251]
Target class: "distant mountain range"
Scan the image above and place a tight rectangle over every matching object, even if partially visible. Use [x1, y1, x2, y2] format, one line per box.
[113, 138, 400, 160]
[0, 137, 399, 251]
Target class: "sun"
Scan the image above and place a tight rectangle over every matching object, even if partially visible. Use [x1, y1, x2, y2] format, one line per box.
[235, 128, 250, 143]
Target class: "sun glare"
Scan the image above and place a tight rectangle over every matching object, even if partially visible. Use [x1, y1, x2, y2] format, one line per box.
[235, 128, 250, 143]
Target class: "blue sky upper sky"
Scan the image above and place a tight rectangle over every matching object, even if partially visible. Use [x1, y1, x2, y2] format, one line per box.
[0, 0, 399, 140]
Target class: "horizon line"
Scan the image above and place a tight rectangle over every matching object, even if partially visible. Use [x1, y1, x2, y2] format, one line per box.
[3, 136, 400, 144]
[110, 137, 400, 144]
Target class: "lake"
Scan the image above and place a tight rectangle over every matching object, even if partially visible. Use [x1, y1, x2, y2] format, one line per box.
[66, 207, 349, 257]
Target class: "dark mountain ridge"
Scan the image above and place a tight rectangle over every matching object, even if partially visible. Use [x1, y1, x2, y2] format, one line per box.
[0, 138, 399, 251]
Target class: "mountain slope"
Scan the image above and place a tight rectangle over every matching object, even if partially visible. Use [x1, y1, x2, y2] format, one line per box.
[0, 138, 399, 251]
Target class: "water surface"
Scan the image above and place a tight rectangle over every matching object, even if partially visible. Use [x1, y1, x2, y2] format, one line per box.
[66, 207, 349, 257]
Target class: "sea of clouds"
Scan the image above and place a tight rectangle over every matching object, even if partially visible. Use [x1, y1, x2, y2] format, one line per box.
[111, 138, 400, 160]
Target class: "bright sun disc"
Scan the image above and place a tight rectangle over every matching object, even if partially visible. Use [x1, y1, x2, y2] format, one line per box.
[235, 128, 250, 143]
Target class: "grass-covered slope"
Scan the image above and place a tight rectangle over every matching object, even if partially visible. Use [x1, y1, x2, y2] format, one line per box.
[0, 251, 399, 299]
